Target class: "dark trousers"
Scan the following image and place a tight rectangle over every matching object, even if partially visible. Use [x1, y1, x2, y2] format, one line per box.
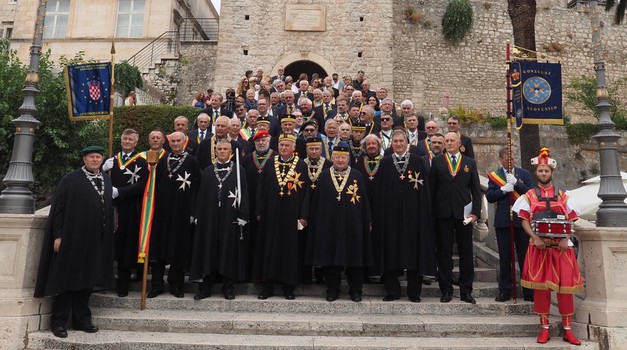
[151, 263, 185, 290]
[436, 218, 474, 295]
[324, 266, 364, 297]
[383, 270, 422, 299]
[495, 227, 533, 298]
[50, 289, 92, 329]
[199, 275, 234, 294]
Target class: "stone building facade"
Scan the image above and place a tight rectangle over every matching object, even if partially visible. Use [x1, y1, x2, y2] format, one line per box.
[205, 0, 627, 123]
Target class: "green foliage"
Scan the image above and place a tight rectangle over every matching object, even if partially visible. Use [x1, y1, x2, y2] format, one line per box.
[487, 115, 509, 129]
[442, 0, 474, 44]
[564, 122, 598, 145]
[447, 104, 485, 123]
[114, 61, 143, 97]
[113, 105, 198, 151]
[0, 41, 109, 203]
[565, 75, 627, 124]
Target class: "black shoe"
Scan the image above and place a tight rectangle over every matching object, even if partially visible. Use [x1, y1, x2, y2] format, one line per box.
[172, 290, 184, 298]
[523, 294, 534, 302]
[409, 296, 421, 303]
[382, 295, 400, 301]
[422, 280, 432, 285]
[75, 324, 99, 333]
[351, 295, 362, 302]
[194, 290, 211, 301]
[440, 292, 452, 303]
[117, 288, 129, 297]
[146, 287, 164, 298]
[285, 292, 295, 300]
[223, 291, 235, 300]
[495, 291, 511, 302]
[460, 293, 476, 304]
[258, 291, 273, 300]
[51, 326, 67, 338]
[326, 294, 338, 302]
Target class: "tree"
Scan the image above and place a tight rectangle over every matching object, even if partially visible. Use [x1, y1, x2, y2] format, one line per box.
[606, 0, 627, 24]
[508, 0, 540, 173]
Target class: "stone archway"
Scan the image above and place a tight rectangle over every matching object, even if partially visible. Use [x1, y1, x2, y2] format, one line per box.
[271, 52, 336, 80]
[284, 60, 326, 82]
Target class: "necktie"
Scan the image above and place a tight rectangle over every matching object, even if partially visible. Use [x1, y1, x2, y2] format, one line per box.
[200, 131, 205, 140]
[214, 110, 219, 121]
[122, 154, 129, 162]
[451, 155, 457, 169]
[328, 141, 334, 153]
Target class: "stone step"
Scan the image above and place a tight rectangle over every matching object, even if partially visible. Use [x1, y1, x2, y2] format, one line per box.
[26, 330, 599, 350]
[90, 293, 534, 316]
[124, 276, 500, 298]
[89, 307, 541, 337]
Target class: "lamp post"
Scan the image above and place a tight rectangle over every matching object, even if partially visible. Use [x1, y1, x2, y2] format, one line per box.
[0, 0, 46, 214]
[589, 0, 627, 227]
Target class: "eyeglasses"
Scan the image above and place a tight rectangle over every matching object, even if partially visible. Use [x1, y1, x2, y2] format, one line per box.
[447, 122, 458, 125]
[304, 128, 316, 133]
[426, 126, 438, 129]
[381, 118, 391, 122]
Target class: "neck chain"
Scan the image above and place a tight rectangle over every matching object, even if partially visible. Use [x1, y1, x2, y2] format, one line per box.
[167, 152, 187, 178]
[393, 154, 409, 180]
[350, 143, 363, 160]
[253, 149, 273, 173]
[304, 157, 325, 189]
[214, 162, 233, 189]
[363, 155, 381, 180]
[330, 166, 351, 201]
[81, 166, 104, 203]
[274, 155, 299, 196]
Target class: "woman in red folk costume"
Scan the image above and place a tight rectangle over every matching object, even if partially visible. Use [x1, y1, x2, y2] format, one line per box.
[512, 147, 584, 346]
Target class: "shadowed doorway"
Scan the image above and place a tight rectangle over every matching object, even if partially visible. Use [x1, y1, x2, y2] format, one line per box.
[284, 60, 327, 81]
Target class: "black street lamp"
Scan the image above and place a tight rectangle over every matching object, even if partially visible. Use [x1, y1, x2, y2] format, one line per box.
[0, 0, 46, 214]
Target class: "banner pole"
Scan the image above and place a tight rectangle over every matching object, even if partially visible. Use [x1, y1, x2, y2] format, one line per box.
[506, 40, 518, 304]
[108, 40, 116, 157]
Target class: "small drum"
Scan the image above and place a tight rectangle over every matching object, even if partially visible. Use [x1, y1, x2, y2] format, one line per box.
[532, 218, 572, 238]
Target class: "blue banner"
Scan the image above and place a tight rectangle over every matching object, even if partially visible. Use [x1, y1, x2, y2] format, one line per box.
[513, 61, 563, 126]
[509, 61, 524, 129]
[65, 62, 112, 120]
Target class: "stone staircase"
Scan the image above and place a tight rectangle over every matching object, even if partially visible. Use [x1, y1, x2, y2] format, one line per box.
[25, 254, 597, 349]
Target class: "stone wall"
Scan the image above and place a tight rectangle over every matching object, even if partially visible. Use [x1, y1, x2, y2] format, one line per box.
[392, 0, 627, 123]
[174, 41, 218, 105]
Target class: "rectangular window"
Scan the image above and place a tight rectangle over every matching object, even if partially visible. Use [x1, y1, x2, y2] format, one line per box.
[115, 0, 145, 38]
[43, 0, 70, 39]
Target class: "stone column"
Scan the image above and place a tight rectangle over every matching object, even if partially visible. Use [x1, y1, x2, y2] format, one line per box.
[573, 219, 627, 349]
[0, 208, 50, 350]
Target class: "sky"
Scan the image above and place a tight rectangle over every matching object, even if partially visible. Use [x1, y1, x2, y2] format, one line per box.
[211, 0, 220, 14]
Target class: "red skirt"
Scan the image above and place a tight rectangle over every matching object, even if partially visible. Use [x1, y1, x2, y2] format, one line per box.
[521, 238, 584, 294]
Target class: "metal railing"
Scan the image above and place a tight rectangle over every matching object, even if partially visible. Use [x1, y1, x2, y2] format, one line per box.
[127, 30, 180, 73]
[179, 18, 219, 41]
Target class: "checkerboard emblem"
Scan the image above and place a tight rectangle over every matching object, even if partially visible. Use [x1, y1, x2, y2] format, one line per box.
[88, 80, 101, 101]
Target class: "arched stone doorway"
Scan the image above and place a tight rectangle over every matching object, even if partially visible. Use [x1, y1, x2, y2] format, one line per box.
[284, 60, 327, 81]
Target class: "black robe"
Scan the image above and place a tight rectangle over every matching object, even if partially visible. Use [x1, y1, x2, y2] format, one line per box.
[306, 167, 372, 267]
[35, 168, 115, 297]
[241, 149, 275, 273]
[110, 152, 148, 267]
[354, 154, 382, 206]
[190, 162, 250, 282]
[253, 155, 311, 285]
[371, 154, 436, 277]
[149, 153, 200, 270]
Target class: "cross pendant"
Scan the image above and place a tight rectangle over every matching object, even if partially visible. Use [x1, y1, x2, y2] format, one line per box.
[336, 193, 342, 201]
[168, 173, 173, 178]
[279, 191, 284, 197]
[369, 176, 374, 180]
[218, 184, 222, 189]
[399, 174, 405, 180]
[311, 183, 316, 189]
[258, 169, 263, 174]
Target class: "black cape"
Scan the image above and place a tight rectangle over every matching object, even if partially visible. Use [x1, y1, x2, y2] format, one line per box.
[34, 168, 115, 297]
[252, 155, 311, 285]
[196, 136, 242, 170]
[306, 167, 372, 267]
[372, 154, 436, 277]
[354, 154, 382, 205]
[190, 162, 249, 282]
[149, 153, 200, 269]
[110, 152, 149, 267]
